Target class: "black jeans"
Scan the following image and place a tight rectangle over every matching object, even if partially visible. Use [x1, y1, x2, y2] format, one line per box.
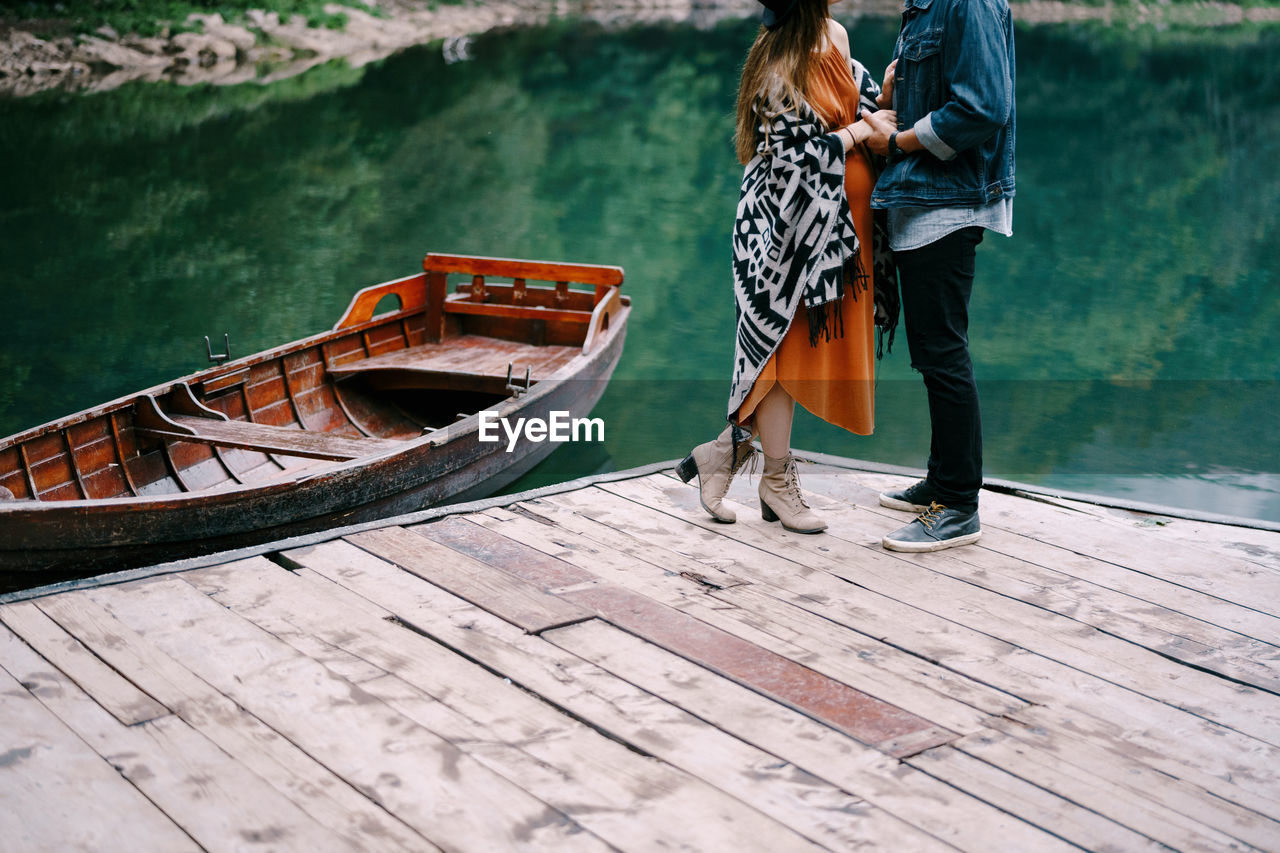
[895, 226, 984, 512]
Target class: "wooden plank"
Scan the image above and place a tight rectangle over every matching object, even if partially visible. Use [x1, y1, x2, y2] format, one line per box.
[1044, 493, 1280, 571]
[486, 495, 1022, 728]
[281, 539, 955, 851]
[848, 469, 1280, 617]
[0, 626, 198, 853]
[441, 298, 592, 325]
[423, 253, 624, 289]
[345, 526, 592, 633]
[905, 744, 1167, 852]
[156, 572, 387, 684]
[983, 715, 1280, 849]
[190, 555, 834, 853]
[0, 601, 167, 726]
[35, 590, 433, 851]
[601, 475, 1280, 747]
[475, 503, 999, 734]
[547, 619, 1076, 853]
[84, 571, 608, 852]
[157, 415, 403, 461]
[560, 583, 955, 756]
[326, 337, 578, 381]
[455, 506, 752, 598]
[778, 482, 1280, 692]
[945, 730, 1261, 851]
[571, 476, 1280, 815]
[0, 624, 360, 852]
[413, 515, 600, 589]
[419, 511, 953, 756]
[796, 468, 1280, 648]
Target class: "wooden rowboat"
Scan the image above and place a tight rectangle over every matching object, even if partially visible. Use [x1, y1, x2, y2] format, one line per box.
[0, 254, 629, 591]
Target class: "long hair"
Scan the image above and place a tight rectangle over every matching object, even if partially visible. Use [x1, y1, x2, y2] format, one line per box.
[734, 0, 830, 165]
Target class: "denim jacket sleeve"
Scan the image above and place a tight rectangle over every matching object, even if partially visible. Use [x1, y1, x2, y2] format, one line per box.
[914, 0, 1013, 161]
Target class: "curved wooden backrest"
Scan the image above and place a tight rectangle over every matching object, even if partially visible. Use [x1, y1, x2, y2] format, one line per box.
[333, 273, 429, 331]
[583, 286, 624, 355]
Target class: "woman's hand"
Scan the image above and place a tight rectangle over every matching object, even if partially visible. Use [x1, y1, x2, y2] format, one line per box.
[876, 59, 897, 109]
[863, 109, 898, 156]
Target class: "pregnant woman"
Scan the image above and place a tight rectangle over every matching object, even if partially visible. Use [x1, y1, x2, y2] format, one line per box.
[678, 0, 896, 533]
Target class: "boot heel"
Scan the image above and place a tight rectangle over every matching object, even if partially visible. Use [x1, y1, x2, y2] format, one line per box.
[675, 454, 699, 484]
[760, 502, 779, 523]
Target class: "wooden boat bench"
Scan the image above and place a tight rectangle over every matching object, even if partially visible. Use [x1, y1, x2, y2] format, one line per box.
[133, 392, 403, 462]
[325, 336, 580, 392]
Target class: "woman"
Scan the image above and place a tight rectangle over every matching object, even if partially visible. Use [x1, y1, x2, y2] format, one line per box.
[677, 0, 897, 533]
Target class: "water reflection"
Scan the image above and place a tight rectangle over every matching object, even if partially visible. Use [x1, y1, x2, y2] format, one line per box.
[0, 17, 1277, 520]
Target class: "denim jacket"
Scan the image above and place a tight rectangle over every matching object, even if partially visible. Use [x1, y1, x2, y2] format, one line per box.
[871, 0, 1016, 208]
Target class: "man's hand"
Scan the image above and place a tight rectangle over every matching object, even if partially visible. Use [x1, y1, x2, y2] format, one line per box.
[863, 109, 897, 156]
[876, 60, 898, 109]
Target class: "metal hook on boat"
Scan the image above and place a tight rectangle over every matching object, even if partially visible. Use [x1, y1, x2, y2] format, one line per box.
[505, 363, 532, 397]
[205, 333, 231, 364]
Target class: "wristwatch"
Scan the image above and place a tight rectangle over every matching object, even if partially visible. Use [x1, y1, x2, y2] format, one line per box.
[888, 131, 901, 160]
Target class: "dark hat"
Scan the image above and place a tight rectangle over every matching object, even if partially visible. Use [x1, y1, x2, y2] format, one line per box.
[760, 0, 800, 29]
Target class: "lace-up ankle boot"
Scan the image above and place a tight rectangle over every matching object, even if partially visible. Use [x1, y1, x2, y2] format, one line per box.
[676, 426, 756, 523]
[758, 453, 826, 534]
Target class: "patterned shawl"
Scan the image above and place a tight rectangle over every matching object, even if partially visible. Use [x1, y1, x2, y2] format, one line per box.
[727, 58, 895, 421]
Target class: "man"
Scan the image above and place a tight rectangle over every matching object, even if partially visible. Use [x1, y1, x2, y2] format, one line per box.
[862, 0, 1016, 551]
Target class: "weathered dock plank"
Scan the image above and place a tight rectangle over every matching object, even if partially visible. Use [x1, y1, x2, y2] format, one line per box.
[3, 457, 1280, 852]
[851, 469, 1280, 616]
[0, 627, 199, 853]
[0, 600, 168, 726]
[803, 468, 1280, 648]
[0, 621, 361, 852]
[85, 574, 606, 852]
[32, 589, 433, 851]
[191, 554, 850, 852]
[903, 743, 1167, 852]
[601, 475, 1280, 747]
[282, 539, 950, 851]
[345, 526, 593, 633]
[547, 619, 1077, 852]
[501, 489, 1025, 725]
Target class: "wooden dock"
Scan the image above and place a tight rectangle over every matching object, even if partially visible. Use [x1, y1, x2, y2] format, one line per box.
[2, 456, 1279, 851]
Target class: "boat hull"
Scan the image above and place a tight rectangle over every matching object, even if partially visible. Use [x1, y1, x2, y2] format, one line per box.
[0, 255, 628, 591]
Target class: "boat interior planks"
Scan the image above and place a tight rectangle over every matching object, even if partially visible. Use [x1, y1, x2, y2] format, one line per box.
[0, 253, 630, 588]
[3, 461, 1280, 851]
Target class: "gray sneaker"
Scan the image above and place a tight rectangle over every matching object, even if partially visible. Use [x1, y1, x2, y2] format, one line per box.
[879, 479, 938, 512]
[882, 502, 981, 552]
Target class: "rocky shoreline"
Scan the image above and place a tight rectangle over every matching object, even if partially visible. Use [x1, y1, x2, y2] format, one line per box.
[2, 0, 1277, 97]
[0, 0, 765, 96]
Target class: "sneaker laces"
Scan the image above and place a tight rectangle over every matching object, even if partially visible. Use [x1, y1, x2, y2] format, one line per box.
[917, 501, 946, 530]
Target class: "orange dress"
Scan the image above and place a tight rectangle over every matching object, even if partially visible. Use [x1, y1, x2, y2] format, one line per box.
[737, 45, 877, 435]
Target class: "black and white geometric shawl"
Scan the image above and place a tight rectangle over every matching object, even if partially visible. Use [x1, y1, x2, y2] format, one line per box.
[727, 58, 890, 421]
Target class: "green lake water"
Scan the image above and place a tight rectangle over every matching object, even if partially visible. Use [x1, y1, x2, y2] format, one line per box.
[1, 16, 1278, 521]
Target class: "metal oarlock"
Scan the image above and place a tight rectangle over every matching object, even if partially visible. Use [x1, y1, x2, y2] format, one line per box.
[505, 363, 532, 397]
[205, 333, 230, 364]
